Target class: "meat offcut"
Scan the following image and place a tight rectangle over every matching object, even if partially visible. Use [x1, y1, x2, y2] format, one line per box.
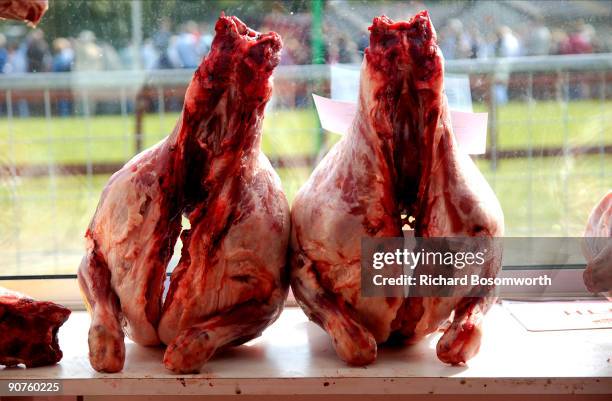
[0, 0, 48, 26]
[0, 288, 71, 368]
[78, 15, 289, 373]
[290, 12, 504, 366]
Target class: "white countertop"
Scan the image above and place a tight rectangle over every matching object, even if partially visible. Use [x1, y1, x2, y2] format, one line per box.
[0, 304, 610, 395]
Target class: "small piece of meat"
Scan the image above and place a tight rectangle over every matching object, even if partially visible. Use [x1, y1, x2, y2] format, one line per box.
[0, 0, 48, 26]
[0, 287, 71, 368]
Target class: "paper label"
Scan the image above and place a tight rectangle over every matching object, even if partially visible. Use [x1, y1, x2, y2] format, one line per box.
[313, 95, 357, 138]
[330, 64, 361, 102]
[330, 65, 474, 111]
[449, 109, 488, 154]
[444, 74, 473, 112]
[313, 94, 487, 155]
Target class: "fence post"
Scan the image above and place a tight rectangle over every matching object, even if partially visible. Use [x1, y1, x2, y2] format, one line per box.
[311, 0, 325, 156]
[487, 73, 498, 171]
[131, 0, 143, 70]
[134, 87, 148, 154]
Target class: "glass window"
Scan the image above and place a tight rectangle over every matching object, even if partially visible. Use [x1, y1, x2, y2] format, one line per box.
[0, 0, 609, 283]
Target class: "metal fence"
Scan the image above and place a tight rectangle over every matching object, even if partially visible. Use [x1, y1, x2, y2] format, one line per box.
[0, 53, 611, 276]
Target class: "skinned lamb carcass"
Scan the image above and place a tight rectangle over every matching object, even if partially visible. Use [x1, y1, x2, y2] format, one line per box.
[290, 11, 504, 366]
[0, 0, 48, 26]
[0, 288, 70, 368]
[78, 15, 289, 373]
[582, 191, 612, 296]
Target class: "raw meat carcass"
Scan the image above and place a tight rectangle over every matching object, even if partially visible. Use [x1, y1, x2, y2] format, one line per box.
[290, 11, 504, 366]
[582, 191, 611, 295]
[78, 15, 289, 373]
[157, 17, 288, 374]
[0, 0, 48, 26]
[0, 287, 70, 368]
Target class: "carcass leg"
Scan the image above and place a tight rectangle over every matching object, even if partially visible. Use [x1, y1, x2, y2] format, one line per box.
[163, 299, 283, 373]
[436, 297, 494, 365]
[291, 252, 377, 366]
[77, 241, 125, 373]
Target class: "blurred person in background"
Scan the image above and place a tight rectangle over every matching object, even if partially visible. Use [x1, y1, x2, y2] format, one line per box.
[560, 20, 596, 99]
[0, 34, 7, 73]
[524, 16, 551, 56]
[336, 34, 359, 64]
[118, 40, 136, 69]
[52, 37, 74, 116]
[466, 23, 493, 59]
[560, 19, 595, 55]
[26, 29, 50, 73]
[153, 17, 173, 69]
[466, 25, 482, 59]
[493, 25, 522, 105]
[550, 28, 569, 55]
[279, 36, 297, 65]
[4, 39, 29, 116]
[520, 18, 551, 99]
[3, 41, 27, 74]
[74, 30, 102, 115]
[166, 34, 181, 69]
[175, 20, 199, 69]
[327, 32, 358, 64]
[74, 30, 102, 71]
[98, 41, 123, 113]
[141, 38, 159, 70]
[51, 38, 73, 72]
[0, 34, 5, 115]
[100, 41, 122, 70]
[357, 31, 368, 57]
[197, 21, 213, 59]
[439, 18, 471, 60]
[119, 38, 157, 70]
[495, 25, 522, 58]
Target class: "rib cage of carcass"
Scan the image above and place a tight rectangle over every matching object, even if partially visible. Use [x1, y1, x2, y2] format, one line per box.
[290, 11, 504, 366]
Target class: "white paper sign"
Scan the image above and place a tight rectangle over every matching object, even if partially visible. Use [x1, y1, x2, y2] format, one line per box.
[330, 64, 361, 102]
[313, 94, 488, 155]
[329, 64, 474, 111]
[444, 73, 473, 112]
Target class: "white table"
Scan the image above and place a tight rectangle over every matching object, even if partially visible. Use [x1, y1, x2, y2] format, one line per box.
[0, 304, 610, 396]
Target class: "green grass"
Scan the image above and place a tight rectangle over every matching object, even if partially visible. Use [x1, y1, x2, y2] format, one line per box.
[0, 109, 320, 164]
[476, 156, 610, 236]
[0, 101, 610, 275]
[1, 100, 610, 164]
[473, 100, 612, 149]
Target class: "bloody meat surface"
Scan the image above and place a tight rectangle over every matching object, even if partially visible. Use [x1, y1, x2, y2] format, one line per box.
[0, 0, 48, 25]
[0, 288, 71, 368]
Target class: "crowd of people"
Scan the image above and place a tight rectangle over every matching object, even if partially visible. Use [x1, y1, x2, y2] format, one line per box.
[0, 13, 604, 115]
[437, 17, 600, 60]
[435, 17, 602, 103]
[0, 14, 603, 76]
[0, 18, 216, 74]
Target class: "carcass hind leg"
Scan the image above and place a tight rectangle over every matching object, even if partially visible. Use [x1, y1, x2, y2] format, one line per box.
[436, 296, 494, 365]
[291, 252, 377, 366]
[77, 244, 125, 373]
[163, 299, 283, 373]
